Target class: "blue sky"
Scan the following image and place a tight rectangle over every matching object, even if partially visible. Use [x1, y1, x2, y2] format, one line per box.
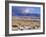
[12, 6, 40, 16]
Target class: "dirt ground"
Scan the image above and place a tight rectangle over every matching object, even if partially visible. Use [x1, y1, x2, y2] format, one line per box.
[12, 16, 40, 31]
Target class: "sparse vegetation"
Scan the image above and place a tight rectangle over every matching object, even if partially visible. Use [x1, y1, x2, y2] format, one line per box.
[12, 16, 40, 31]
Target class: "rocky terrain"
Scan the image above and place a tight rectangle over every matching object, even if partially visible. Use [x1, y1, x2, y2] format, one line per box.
[12, 16, 40, 31]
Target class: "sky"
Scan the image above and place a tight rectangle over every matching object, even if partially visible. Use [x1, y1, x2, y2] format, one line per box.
[12, 6, 40, 16]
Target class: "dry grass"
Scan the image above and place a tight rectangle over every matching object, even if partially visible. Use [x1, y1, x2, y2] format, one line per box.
[12, 16, 40, 31]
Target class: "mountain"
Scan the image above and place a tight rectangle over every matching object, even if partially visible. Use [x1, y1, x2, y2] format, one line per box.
[13, 13, 40, 17]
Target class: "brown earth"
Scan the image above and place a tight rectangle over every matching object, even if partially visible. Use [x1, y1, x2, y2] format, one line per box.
[12, 16, 40, 31]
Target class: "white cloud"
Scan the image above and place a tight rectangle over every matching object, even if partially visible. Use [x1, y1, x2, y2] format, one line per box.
[22, 8, 31, 14]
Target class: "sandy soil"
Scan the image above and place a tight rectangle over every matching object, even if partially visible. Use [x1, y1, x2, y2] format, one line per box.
[12, 16, 40, 31]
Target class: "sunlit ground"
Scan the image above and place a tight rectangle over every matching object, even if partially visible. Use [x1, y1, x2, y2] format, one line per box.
[12, 16, 40, 31]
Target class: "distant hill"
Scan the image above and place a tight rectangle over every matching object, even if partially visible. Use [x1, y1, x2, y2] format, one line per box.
[12, 13, 40, 17]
